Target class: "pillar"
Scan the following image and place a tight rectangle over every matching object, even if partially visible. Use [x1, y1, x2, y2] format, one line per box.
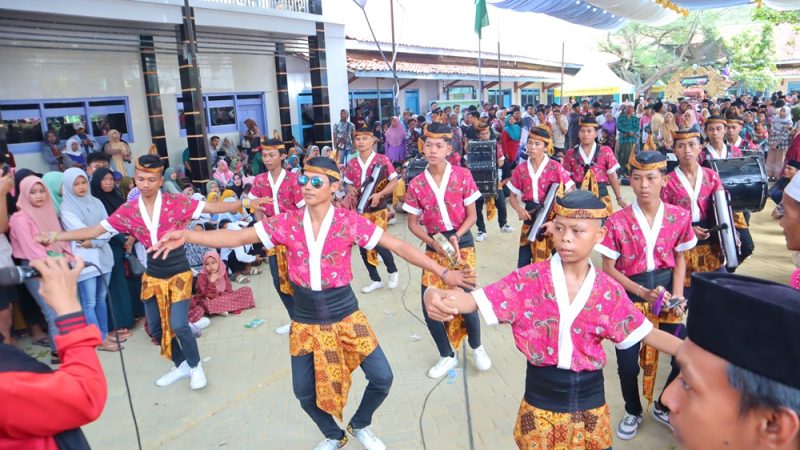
[140, 35, 168, 163]
[274, 43, 293, 150]
[308, 22, 332, 148]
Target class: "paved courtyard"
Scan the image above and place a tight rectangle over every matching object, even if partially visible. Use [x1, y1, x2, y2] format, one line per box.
[20, 187, 794, 450]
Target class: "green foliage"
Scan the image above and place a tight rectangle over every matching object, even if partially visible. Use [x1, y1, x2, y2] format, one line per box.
[727, 24, 777, 93]
[753, 7, 800, 27]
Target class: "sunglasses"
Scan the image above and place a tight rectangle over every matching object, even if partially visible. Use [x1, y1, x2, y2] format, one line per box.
[298, 175, 326, 189]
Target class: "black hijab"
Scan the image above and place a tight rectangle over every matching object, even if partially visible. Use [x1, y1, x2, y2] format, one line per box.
[90, 167, 126, 214]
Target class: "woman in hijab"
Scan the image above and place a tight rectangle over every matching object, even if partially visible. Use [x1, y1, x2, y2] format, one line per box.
[162, 167, 182, 194]
[119, 176, 135, 199]
[9, 176, 73, 363]
[42, 172, 64, 215]
[385, 116, 407, 163]
[62, 138, 87, 168]
[768, 105, 794, 179]
[230, 173, 244, 197]
[191, 251, 255, 317]
[213, 160, 234, 187]
[91, 167, 142, 334]
[60, 168, 120, 352]
[103, 129, 132, 176]
[501, 113, 522, 164]
[206, 180, 221, 197]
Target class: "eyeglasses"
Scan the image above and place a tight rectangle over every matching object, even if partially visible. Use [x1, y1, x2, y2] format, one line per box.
[298, 175, 325, 189]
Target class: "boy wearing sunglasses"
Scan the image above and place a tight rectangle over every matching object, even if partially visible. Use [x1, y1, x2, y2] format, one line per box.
[343, 125, 400, 294]
[151, 156, 475, 450]
[249, 138, 305, 335]
[403, 122, 492, 379]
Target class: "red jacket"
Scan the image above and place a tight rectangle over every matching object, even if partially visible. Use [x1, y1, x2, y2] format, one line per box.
[0, 318, 106, 450]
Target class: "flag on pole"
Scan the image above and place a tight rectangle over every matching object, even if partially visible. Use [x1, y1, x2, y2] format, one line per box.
[475, 0, 489, 38]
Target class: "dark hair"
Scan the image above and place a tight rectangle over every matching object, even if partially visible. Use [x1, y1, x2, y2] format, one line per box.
[242, 183, 252, 192]
[468, 111, 480, 119]
[217, 219, 231, 230]
[210, 135, 220, 141]
[87, 152, 110, 165]
[728, 364, 800, 416]
[305, 156, 341, 183]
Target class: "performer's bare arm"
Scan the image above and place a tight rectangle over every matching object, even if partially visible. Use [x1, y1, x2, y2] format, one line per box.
[36, 224, 108, 244]
[203, 198, 265, 215]
[378, 232, 475, 291]
[642, 329, 682, 356]
[150, 227, 260, 259]
[508, 192, 531, 221]
[601, 256, 662, 303]
[672, 251, 686, 299]
[608, 173, 629, 208]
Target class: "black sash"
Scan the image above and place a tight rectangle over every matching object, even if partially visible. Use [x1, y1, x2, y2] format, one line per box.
[146, 246, 189, 279]
[524, 364, 605, 413]
[291, 283, 359, 324]
[627, 269, 673, 303]
[424, 229, 474, 252]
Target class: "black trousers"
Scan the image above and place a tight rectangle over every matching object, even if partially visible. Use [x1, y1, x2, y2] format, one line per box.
[358, 246, 397, 282]
[420, 286, 481, 357]
[475, 187, 508, 232]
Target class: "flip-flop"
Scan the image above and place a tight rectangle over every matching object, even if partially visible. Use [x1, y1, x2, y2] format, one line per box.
[33, 337, 50, 348]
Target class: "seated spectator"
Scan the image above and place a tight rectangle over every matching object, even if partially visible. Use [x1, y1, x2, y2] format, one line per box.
[217, 220, 261, 284]
[191, 251, 255, 317]
[41, 130, 72, 172]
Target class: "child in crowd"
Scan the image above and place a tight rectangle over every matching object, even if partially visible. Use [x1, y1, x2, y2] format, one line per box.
[190, 251, 255, 318]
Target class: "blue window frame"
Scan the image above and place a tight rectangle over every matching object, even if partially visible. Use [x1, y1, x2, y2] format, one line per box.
[177, 92, 266, 137]
[520, 88, 541, 106]
[788, 82, 800, 95]
[0, 97, 133, 154]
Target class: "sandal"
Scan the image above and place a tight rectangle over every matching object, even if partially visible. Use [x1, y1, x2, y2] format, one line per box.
[33, 337, 50, 348]
[108, 334, 127, 344]
[248, 267, 262, 275]
[235, 274, 250, 284]
[98, 341, 122, 352]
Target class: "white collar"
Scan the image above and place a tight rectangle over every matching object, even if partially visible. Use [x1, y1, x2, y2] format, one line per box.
[138, 191, 162, 247]
[550, 254, 597, 370]
[527, 155, 550, 202]
[706, 143, 727, 160]
[674, 165, 704, 222]
[632, 200, 665, 272]
[357, 151, 377, 185]
[734, 136, 743, 148]
[302, 205, 335, 291]
[424, 162, 455, 231]
[579, 143, 596, 165]
[267, 169, 287, 215]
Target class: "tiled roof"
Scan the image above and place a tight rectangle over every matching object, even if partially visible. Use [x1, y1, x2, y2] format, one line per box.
[347, 55, 566, 82]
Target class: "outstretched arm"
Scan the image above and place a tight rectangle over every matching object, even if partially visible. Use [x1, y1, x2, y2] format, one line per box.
[377, 232, 476, 291]
[36, 224, 109, 244]
[642, 328, 682, 357]
[422, 287, 479, 321]
[150, 227, 260, 259]
[203, 198, 265, 215]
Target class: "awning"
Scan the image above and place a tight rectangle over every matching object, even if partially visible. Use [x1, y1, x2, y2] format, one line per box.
[553, 61, 634, 97]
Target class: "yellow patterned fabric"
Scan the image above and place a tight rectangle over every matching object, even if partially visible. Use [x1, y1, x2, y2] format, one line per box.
[513, 400, 612, 450]
[519, 222, 556, 263]
[632, 302, 684, 406]
[289, 310, 379, 421]
[267, 244, 294, 296]
[733, 211, 748, 229]
[361, 209, 389, 267]
[422, 246, 477, 351]
[683, 242, 722, 287]
[486, 196, 497, 221]
[141, 271, 194, 361]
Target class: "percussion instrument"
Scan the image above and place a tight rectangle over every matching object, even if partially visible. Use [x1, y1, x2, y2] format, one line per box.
[357, 164, 389, 214]
[466, 140, 498, 196]
[709, 189, 739, 270]
[704, 156, 767, 212]
[527, 184, 559, 242]
[405, 157, 428, 184]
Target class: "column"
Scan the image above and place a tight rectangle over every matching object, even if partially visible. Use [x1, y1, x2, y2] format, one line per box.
[274, 43, 293, 150]
[176, 5, 211, 188]
[140, 35, 168, 163]
[308, 22, 332, 148]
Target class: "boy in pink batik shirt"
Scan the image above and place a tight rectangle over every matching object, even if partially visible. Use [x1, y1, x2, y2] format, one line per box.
[423, 189, 682, 450]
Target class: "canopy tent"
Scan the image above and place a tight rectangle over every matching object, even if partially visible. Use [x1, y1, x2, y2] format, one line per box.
[491, 0, 799, 30]
[553, 61, 634, 102]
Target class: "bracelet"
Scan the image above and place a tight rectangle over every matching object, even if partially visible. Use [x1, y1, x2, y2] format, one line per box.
[635, 285, 643, 297]
[50, 231, 59, 242]
[440, 268, 450, 280]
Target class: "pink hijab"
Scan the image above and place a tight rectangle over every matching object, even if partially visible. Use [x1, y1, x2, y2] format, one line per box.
[202, 250, 229, 292]
[10, 176, 71, 260]
[385, 116, 406, 147]
[214, 160, 234, 185]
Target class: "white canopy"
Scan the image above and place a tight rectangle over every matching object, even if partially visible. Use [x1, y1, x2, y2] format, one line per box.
[554, 61, 635, 98]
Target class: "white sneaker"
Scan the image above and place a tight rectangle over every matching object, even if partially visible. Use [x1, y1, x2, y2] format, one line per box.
[387, 272, 399, 289]
[348, 425, 386, 450]
[501, 224, 514, 233]
[361, 281, 384, 294]
[652, 404, 673, 431]
[312, 436, 348, 450]
[388, 217, 397, 225]
[475, 231, 487, 242]
[427, 355, 459, 379]
[274, 323, 291, 335]
[616, 413, 643, 440]
[193, 317, 211, 330]
[190, 362, 207, 390]
[472, 345, 492, 371]
[155, 361, 191, 387]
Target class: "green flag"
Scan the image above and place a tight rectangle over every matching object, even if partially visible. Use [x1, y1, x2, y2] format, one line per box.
[475, 0, 489, 38]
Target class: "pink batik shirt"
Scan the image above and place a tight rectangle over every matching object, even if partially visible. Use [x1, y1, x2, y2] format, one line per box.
[472, 254, 653, 372]
[596, 201, 697, 276]
[507, 156, 575, 203]
[661, 165, 723, 223]
[402, 162, 482, 234]
[562, 143, 620, 185]
[254, 206, 382, 291]
[249, 168, 305, 217]
[343, 151, 398, 190]
[101, 191, 205, 248]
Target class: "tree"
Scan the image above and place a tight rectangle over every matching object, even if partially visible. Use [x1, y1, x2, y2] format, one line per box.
[727, 24, 777, 94]
[753, 7, 800, 27]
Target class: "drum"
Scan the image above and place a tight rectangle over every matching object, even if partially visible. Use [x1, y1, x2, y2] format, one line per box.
[705, 156, 768, 212]
[710, 189, 739, 270]
[466, 140, 498, 196]
[527, 184, 559, 242]
[405, 158, 428, 184]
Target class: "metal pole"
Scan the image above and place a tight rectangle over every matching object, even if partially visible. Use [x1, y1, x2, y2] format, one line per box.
[376, 77, 383, 124]
[560, 41, 565, 105]
[389, 0, 399, 116]
[497, 41, 502, 107]
[478, 38, 483, 106]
